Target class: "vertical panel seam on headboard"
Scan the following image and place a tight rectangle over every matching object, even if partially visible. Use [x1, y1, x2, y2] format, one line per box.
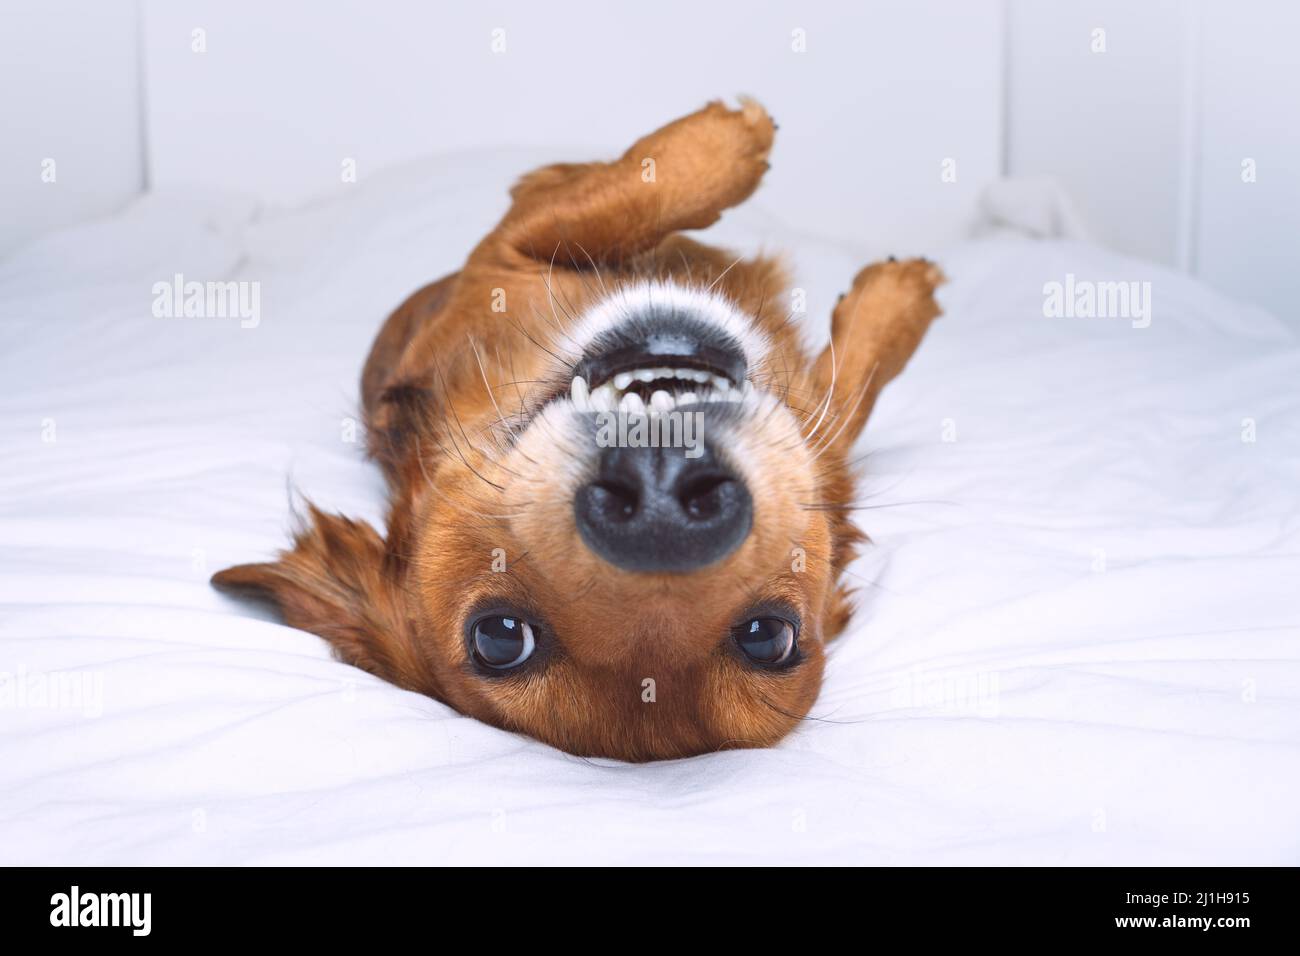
[134, 0, 153, 191]
[1176, 0, 1204, 276]
[997, 0, 1011, 179]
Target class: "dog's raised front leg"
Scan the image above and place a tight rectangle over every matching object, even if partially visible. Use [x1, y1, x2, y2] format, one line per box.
[484, 99, 775, 266]
[808, 258, 945, 457]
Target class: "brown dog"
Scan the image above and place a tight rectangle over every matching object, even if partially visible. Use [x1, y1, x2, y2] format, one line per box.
[214, 100, 943, 761]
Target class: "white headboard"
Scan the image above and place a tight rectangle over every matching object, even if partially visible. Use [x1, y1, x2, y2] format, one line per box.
[138, 0, 1003, 249]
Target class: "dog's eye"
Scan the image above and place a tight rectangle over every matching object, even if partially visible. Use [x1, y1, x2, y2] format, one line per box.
[471, 615, 536, 669]
[734, 617, 797, 666]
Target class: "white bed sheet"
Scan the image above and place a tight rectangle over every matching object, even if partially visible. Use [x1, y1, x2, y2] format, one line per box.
[2, 152, 1298, 865]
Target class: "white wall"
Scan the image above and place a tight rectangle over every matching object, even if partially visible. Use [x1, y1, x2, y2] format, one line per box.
[1006, 0, 1193, 267]
[0, 0, 144, 256]
[138, 0, 1002, 251]
[1006, 0, 1300, 320]
[1195, 0, 1300, 317]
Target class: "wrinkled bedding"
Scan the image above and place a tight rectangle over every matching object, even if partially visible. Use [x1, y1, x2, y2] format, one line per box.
[2, 152, 1297, 864]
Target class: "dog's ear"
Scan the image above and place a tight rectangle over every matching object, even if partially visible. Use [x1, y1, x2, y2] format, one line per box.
[809, 258, 944, 458]
[212, 505, 437, 695]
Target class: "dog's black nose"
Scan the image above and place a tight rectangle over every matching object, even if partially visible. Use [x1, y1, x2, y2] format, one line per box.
[574, 444, 753, 573]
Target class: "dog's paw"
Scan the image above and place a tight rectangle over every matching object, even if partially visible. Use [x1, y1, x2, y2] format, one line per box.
[851, 257, 946, 296]
[630, 99, 775, 207]
[830, 257, 946, 340]
[700, 97, 776, 167]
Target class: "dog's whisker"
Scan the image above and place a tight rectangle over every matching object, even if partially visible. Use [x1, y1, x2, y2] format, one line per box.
[468, 334, 536, 464]
[704, 254, 744, 293]
[808, 360, 881, 461]
[802, 336, 837, 443]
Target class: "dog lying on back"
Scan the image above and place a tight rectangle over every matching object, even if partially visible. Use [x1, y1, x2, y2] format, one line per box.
[214, 100, 943, 761]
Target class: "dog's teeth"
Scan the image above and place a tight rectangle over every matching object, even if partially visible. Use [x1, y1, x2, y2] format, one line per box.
[582, 365, 741, 411]
[571, 376, 590, 409]
[591, 383, 618, 411]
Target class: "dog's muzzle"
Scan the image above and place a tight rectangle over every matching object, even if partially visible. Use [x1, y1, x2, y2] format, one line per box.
[569, 309, 755, 573]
